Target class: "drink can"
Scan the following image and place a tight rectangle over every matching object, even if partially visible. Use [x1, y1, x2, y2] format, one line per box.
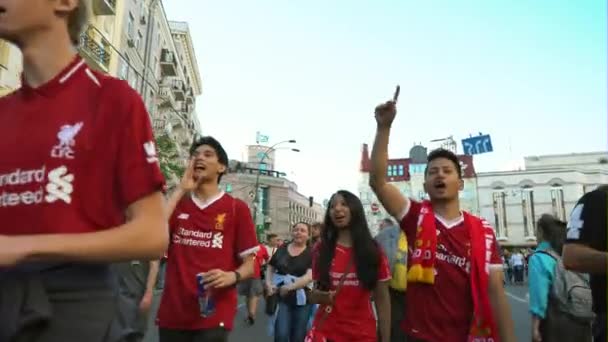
[196, 273, 215, 317]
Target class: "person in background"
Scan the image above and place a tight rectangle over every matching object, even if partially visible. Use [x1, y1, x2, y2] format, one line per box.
[239, 242, 269, 326]
[528, 214, 592, 342]
[310, 222, 322, 245]
[510, 250, 525, 285]
[503, 250, 513, 284]
[563, 186, 608, 342]
[375, 217, 407, 342]
[261, 233, 280, 284]
[114, 260, 160, 342]
[265, 222, 313, 342]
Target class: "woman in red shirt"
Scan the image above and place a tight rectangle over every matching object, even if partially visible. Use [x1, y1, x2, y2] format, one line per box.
[310, 190, 391, 342]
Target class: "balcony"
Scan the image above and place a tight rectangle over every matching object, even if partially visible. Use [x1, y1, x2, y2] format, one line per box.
[92, 0, 116, 16]
[171, 80, 185, 101]
[160, 49, 177, 77]
[181, 134, 192, 148]
[185, 88, 194, 105]
[152, 117, 167, 133]
[170, 114, 185, 130]
[158, 86, 176, 109]
[79, 29, 111, 72]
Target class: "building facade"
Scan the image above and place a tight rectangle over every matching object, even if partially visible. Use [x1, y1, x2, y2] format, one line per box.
[0, 40, 21, 97]
[0, 1, 203, 186]
[358, 143, 479, 236]
[477, 152, 608, 247]
[221, 161, 324, 241]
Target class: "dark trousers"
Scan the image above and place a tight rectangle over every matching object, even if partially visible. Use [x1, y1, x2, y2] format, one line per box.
[158, 327, 228, 342]
[513, 265, 524, 283]
[593, 313, 606, 342]
[376, 288, 407, 342]
[389, 288, 407, 342]
[12, 289, 119, 342]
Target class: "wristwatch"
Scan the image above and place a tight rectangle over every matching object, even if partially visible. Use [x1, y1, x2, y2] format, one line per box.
[233, 271, 242, 284]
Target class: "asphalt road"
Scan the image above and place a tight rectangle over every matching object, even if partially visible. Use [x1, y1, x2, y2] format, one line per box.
[143, 284, 531, 342]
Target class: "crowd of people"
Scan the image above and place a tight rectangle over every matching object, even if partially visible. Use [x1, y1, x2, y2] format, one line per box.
[0, 1, 607, 342]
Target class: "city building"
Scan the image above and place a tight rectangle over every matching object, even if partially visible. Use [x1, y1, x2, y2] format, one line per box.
[0, 40, 21, 97]
[221, 158, 324, 241]
[477, 151, 608, 248]
[109, 0, 202, 183]
[358, 143, 479, 236]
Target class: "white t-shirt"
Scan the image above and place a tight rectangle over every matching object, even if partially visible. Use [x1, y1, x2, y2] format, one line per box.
[510, 253, 524, 266]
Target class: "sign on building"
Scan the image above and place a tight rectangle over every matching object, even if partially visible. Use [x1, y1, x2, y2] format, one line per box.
[462, 134, 493, 155]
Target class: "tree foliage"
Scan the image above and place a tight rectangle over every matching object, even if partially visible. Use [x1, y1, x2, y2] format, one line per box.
[156, 134, 185, 182]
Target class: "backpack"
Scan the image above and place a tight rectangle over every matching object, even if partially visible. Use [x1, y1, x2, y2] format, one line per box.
[389, 231, 408, 291]
[536, 249, 595, 323]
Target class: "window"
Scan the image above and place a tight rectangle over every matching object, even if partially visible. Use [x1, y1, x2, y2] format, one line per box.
[387, 165, 399, 177]
[119, 58, 129, 80]
[136, 31, 143, 51]
[127, 13, 134, 38]
[551, 186, 566, 221]
[398, 164, 404, 176]
[492, 190, 507, 237]
[521, 187, 535, 237]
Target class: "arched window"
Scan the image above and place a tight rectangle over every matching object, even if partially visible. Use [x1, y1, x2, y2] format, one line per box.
[491, 187, 507, 238]
[521, 185, 535, 238]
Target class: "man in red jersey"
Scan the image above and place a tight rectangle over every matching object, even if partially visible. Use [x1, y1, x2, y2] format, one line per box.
[369, 89, 515, 342]
[239, 242, 268, 326]
[0, 0, 167, 341]
[157, 136, 258, 342]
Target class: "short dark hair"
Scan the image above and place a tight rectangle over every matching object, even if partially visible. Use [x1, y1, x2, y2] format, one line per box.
[189, 136, 229, 182]
[267, 233, 278, 241]
[425, 148, 462, 179]
[537, 214, 567, 254]
[595, 184, 608, 192]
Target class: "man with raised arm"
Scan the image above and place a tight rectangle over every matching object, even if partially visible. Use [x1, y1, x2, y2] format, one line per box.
[369, 88, 515, 342]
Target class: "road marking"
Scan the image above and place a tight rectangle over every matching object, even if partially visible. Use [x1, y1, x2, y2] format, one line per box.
[506, 291, 528, 304]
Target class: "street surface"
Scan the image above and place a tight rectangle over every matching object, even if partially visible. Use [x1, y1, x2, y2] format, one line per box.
[143, 283, 531, 342]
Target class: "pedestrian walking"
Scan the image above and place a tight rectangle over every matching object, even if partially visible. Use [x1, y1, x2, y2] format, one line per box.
[156, 137, 258, 342]
[369, 87, 515, 342]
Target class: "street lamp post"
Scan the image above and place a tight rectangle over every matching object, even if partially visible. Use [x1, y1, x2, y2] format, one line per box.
[252, 140, 298, 241]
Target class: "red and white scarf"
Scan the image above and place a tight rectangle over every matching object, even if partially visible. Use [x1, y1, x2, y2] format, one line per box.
[407, 201, 499, 342]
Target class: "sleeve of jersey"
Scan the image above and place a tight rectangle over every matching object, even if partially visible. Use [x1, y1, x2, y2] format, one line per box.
[378, 248, 391, 282]
[259, 244, 269, 261]
[115, 88, 165, 207]
[399, 199, 422, 241]
[565, 191, 605, 245]
[235, 200, 259, 258]
[484, 220, 504, 270]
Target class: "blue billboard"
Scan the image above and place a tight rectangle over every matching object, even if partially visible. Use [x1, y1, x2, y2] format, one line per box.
[462, 134, 493, 155]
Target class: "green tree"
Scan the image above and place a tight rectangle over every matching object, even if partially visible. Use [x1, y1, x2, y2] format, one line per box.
[156, 134, 185, 181]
